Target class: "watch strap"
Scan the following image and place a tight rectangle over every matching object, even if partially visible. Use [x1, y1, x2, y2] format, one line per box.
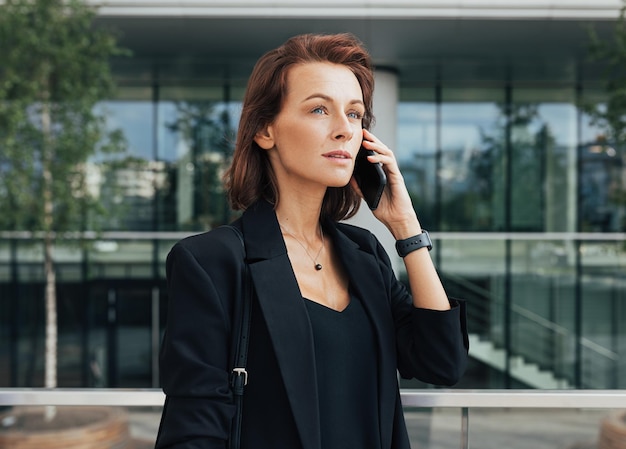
[395, 230, 432, 257]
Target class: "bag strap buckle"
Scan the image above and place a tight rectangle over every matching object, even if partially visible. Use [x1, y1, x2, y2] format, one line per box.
[231, 368, 248, 396]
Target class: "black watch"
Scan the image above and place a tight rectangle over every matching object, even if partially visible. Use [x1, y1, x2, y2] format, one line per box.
[395, 230, 432, 257]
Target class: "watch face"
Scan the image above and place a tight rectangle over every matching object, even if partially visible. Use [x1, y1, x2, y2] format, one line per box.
[421, 230, 432, 250]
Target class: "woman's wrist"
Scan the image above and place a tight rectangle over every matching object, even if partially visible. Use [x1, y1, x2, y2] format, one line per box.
[387, 216, 421, 241]
[395, 230, 432, 257]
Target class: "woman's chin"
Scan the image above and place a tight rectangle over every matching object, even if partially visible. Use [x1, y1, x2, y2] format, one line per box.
[327, 180, 352, 189]
[327, 174, 354, 188]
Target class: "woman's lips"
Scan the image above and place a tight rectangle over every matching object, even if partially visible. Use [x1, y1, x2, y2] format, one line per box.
[322, 150, 352, 160]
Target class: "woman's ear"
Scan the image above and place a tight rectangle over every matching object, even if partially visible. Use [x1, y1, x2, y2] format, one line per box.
[254, 126, 275, 150]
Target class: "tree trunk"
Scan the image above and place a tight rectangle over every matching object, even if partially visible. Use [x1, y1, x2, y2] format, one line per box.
[41, 85, 57, 421]
[41, 84, 57, 391]
[43, 229, 56, 390]
[43, 229, 57, 422]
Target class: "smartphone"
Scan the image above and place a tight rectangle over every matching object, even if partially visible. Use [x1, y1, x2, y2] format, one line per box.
[353, 146, 387, 210]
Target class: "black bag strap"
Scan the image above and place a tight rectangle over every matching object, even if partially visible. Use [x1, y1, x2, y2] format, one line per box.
[226, 224, 252, 449]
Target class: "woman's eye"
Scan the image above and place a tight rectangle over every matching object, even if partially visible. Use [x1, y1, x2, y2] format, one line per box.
[311, 106, 326, 115]
[347, 111, 363, 120]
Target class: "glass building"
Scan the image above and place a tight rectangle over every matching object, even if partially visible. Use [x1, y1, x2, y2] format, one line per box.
[0, 0, 624, 390]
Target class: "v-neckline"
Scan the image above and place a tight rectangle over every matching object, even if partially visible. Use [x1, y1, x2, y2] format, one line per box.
[303, 297, 352, 314]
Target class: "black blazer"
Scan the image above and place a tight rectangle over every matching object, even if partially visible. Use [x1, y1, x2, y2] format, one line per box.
[155, 200, 468, 449]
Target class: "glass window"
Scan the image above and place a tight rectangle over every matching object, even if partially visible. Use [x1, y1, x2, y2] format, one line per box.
[88, 240, 154, 280]
[157, 86, 242, 231]
[510, 239, 577, 387]
[95, 96, 156, 231]
[580, 239, 625, 388]
[115, 286, 153, 387]
[511, 89, 577, 232]
[85, 281, 114, 387]
[56, 282, 87, 387]
[440, 88, 506, 231]
[100, 100, 154, 160]
[397, 88, 437, 229]
[0, 240, 11, 282]
[439, 237, 507, 339]
[579, 91, 625, 233]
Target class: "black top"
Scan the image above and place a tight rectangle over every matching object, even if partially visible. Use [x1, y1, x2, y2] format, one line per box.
[304, 294, 382, 449]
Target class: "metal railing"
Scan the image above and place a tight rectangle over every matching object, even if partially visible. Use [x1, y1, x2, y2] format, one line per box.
[1, 389, 625, 449]
[2, 387, 625, 408]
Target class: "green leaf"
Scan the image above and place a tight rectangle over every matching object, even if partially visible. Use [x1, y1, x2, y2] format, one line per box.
[0, 0, 130, 234]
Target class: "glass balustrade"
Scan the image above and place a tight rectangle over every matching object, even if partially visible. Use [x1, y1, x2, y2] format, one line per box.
[1, 389, 624, 449]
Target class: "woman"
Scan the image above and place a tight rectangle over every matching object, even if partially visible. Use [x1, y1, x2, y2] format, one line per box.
[155, 33, 468, 449]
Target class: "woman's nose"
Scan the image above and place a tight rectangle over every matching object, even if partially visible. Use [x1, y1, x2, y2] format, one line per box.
[332, 115, 354, 141]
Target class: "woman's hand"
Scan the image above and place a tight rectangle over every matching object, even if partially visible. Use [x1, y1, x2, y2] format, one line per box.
[352, 130, 450, 311]
[350, 129, 422, 240]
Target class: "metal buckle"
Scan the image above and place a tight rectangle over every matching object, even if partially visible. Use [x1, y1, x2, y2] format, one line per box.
[232, 367, 248, 386]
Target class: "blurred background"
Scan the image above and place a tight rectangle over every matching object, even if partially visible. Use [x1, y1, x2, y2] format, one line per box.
[0, 0, 624, 393]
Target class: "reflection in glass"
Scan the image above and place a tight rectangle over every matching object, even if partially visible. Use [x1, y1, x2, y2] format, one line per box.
[100, 101, 154, 160]
[440, 90, 505, 231]
[511, 90, 577, 232]
[158, 100, 240, 231]
[397, 100, 437, 229]
[433, 236, 511, 388]
[94, 101, 157, 231]
[580, 104, 625, 233]
[510, 239, 577, 387]
[580, 240, 625, 388]
[89, 240, 153, 279]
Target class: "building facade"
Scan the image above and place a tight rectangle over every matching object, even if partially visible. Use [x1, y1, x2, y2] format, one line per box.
[0, 0, 625, 390]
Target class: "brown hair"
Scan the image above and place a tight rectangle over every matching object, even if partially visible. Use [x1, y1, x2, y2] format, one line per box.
[223, 33, 375, 221]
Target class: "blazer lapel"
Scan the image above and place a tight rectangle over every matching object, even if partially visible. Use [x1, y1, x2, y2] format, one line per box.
[329, 224, 398, 449]
[241, 201, 321, 449]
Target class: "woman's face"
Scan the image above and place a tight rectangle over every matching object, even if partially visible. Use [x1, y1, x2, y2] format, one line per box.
[255, 61, 365, 195]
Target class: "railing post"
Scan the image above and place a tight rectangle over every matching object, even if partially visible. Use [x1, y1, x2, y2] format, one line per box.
[611, 280, 619, 389]
[151, 286, 160, 388]
[574, 104, 583, 388]
[107, 288, 117, 387]
[461, 407, 469, 449]
[504, 238, 512, 387]
[9, 238, 19, 387]
[574, 239, 582, 388]
[503, 81, 513, 389]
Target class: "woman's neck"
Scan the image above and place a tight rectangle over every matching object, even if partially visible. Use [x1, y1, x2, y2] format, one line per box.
[274, 190, 324, 237]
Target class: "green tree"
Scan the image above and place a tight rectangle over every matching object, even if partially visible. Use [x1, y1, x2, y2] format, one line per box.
[586, 1, 626, 143]
[585, 1, 626, 232]
[0, 0, 127, 393]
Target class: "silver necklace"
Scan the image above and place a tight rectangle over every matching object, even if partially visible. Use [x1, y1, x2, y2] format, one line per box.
[280, 224, 325, 271]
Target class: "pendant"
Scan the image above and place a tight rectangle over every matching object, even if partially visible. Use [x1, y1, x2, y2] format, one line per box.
[315, 263, 322, 271]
